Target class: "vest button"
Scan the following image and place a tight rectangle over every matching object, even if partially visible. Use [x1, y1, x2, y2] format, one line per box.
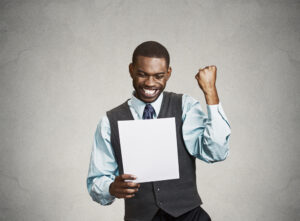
[157, 188, 160, 191]
[158, 201, 163, 205]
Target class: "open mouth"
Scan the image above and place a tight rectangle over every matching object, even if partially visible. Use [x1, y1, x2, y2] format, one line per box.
[141, 88, 159, 98]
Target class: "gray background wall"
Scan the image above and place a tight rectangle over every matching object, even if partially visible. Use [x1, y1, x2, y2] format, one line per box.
[0, 0, 299, 220]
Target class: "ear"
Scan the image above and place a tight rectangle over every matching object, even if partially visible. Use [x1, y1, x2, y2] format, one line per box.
[166, 66, 172, 80]
[129, 63, 134, 79]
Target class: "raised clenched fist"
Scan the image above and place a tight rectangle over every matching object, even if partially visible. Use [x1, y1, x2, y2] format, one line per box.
[195, 65, 217, 94]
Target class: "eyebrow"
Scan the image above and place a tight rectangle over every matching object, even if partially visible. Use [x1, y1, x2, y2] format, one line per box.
[137, 69, 166, 75]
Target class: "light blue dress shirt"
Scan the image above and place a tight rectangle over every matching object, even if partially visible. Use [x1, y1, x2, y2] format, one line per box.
[87, 92, 231, 206]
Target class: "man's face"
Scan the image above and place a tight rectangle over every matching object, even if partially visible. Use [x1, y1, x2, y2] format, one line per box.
[129, 56, 172, 103]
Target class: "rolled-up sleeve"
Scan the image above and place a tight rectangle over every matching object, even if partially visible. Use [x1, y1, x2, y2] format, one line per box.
[182, 94, 231, 163]
[86, 116, 118, 205]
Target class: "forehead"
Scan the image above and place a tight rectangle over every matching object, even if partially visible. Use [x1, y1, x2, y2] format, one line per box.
[135, 56, 167, 72]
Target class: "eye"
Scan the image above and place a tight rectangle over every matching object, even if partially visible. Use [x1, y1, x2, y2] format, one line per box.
[137, 72, 146, 78]
[155, 74, 164, 79]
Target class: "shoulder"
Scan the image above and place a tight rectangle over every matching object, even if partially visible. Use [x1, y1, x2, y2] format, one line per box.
[94, 114, 111, 140]
[106, 99, 132, 122]
[164, 91, 183, 99]
[163, 91, 200, 111]
[106, 98, 134, 125]
[165, 92, 199, 108]
[94, 99, 130, 138]
[162, 91, 183, 107]
[107, 99, 129, 114]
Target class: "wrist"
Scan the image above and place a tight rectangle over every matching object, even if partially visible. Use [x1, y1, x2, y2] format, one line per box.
[109, 182, 114, 195]
[204, 88, 219, 105]
[202, 86, 217, 95]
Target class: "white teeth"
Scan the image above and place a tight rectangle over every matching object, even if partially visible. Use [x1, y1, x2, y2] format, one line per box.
[143, 89, 156, 95]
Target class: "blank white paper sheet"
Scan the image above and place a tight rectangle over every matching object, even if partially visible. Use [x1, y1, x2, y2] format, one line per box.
[118, 117, 179, 183]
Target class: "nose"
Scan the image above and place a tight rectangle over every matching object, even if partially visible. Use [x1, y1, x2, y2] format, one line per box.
[144, 76, 155, 87]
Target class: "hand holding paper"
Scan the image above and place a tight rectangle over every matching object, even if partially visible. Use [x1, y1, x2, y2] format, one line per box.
[109, 174, 140, 199]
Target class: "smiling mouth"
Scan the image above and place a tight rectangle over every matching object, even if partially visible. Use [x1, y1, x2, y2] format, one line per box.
[141, 88, 159, 98]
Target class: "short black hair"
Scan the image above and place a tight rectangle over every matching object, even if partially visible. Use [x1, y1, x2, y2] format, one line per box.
[132, 41, 170, 67]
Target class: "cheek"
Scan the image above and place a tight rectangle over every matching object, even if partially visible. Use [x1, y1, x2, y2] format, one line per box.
[133, 78, 144, 87]
[135, 78, 143, 84]
[159, 79, 167, 86]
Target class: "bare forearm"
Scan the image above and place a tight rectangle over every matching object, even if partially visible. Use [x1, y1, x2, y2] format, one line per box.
[204, 87, 219, 105]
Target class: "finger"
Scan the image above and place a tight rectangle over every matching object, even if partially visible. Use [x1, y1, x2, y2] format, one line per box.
[120, 174, 137, 180]
[125, 194, 135, 198]
[122, 182, 140, 188]
[114, 188, 132, 196]
[123, 188, 139, 194]
[115, 187, 139, 194]
[115, 189, 134, 195]
[122, 193, 135, 199]
[116, 193, 135, 199]
[116, 190, 136, 197]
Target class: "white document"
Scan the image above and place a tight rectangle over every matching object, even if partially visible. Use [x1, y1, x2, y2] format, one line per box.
[118, 117, 179, 183]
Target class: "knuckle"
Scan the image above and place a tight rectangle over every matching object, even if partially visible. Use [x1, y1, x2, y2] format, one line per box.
[127, 182, 134, 187]
[126, 189, 134, 193]
[129, 182, 138, 187]
[121, 174, 128, 180]
[125, 183, 133, 188]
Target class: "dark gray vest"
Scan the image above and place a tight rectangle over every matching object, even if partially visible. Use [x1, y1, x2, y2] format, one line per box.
[107, 91, 202, 221]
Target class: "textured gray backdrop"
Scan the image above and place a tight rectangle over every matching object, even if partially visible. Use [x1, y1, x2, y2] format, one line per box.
[0, 0, 299, 220]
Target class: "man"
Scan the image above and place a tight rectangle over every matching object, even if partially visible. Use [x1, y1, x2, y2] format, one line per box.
[87, 41, 231, 221]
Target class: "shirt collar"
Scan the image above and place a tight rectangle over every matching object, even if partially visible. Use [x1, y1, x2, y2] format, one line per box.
[130, 91, 164, 119]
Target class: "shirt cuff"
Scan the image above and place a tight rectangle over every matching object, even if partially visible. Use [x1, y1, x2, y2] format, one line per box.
[207, 102, 231, 128]
[102, 178, 115, 201]
[206, 102, 220, 120]
[91, 177, 115, 205]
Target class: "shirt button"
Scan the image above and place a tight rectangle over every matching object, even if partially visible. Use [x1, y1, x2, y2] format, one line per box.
[157, 188, 160, 192]
[158, 201, 163, 205]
